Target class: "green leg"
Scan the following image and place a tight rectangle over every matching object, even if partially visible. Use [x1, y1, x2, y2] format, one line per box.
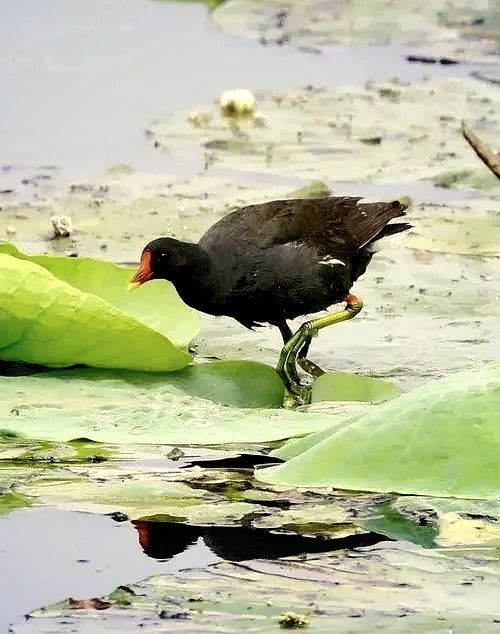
[276, 294, 363, 403]
[297, 339, 325, 379]
[277, 326, 324, 381]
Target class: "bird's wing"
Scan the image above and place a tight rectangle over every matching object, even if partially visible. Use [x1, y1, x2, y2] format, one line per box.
[199, 196, 409, 255]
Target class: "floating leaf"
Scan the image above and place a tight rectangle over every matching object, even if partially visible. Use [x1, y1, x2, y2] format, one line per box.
[0, 250, 193, 371]
[270, 415, 358, 461]
[166, 360, 285, 408]
[0, 491, 32, 516]
[149, 77, 500, 200]
[311, 371, 401, 404]
[27, 476, 210, 519]
[0, 368, 365, 445]
[212, 0, 485, 50]
[404, 200, 500, 257]
[361, 502, 438, 548]
[258, 363, 500, 498]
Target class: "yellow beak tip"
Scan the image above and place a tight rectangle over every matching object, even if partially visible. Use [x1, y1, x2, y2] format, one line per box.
[127, 282, 141, 292]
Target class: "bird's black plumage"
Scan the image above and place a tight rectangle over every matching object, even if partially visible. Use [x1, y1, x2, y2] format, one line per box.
[133, 196, 411, 332]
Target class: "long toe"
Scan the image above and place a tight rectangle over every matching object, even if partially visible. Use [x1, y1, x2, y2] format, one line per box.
[297, 357, 325, 379]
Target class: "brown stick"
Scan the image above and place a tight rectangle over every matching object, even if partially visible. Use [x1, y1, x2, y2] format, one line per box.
[461, 122, 500, 181]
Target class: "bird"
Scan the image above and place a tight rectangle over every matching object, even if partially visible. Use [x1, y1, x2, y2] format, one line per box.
[128, 195, 411, 402]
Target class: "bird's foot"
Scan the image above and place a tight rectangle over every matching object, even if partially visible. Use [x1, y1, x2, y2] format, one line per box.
[276, 294, 363, 405]
[282, 384, 312, 408]
[297, 357, 325, 379]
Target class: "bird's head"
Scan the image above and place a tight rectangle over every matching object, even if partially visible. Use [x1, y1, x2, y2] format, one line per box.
[127, 238, 177, 291]
[128, 237, 205, 291]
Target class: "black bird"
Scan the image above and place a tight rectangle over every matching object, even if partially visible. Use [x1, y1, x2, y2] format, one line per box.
[129, 196, 411, 401]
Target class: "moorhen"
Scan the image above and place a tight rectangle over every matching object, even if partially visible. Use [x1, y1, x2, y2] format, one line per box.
[129, 196, 411, 401]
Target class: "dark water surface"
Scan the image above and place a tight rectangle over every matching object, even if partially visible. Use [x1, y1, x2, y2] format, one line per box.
[0, 0, 475, 630]
[0, 507, 220, 632]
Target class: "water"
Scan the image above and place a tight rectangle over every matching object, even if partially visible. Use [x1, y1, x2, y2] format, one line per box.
[0, 508, 220, 632]
[0, 0, 466, 183]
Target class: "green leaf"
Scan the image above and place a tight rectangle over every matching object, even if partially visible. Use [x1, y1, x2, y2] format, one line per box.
[366, 496, 500, 548]
[0, 368, 364, 445]
[27, 476, 210, 519]
[311, 371, 401, 404]
[272, 373, 401, 460]
[361, 502, 438, 548]
[0, 491, 32, 516]
[0, 242, 200, 348]
[258, 363, 500, 498]
[0, 250, 193, 371]
[270, 415, 359, 461]
[288, 180, 332, 199]
[166, 360, 285, 408]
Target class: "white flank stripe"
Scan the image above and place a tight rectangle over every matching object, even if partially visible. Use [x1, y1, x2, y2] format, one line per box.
[318, 256, 345, 267]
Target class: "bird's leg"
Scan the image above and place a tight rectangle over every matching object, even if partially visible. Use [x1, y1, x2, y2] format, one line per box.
[277, 323, 302, 387]
[277, 324, 324, 379]
[297, 339, 325, 378]
[277, 322, 315, 407]
[276, 294, 363, 399]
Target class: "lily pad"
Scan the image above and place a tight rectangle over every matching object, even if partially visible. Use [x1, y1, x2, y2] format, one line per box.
[24, 475, 211, 518]
[0, 369, 366, 445]
[270, 415, 359, 461]
[251, 502, 352, 533]
[213, 0, 485, 51]
[258, 363, 500, 498]
[311, 371, 401, 404]
[364, 496, 500, 548]
[405, 199, 500, 256]
[166, 360, 285, 408]
[0, 491, 32, 516]
[149, 77, 500, 201]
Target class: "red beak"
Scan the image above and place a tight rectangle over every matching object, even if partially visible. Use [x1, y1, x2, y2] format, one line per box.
[128, 249, 152, 290]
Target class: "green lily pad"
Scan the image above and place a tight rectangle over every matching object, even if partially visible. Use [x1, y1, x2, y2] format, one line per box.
[0, 490, 32, 516]
[251, 502, 351, 533]
[361, 501, 439, 549]
[364, 496, 500, 548]
[258, 363, 500, 498]
[311, 371, 401, 404]
[167, 360, 285, 408]
[405, 199, 500, 257]
[0, 243, 203, 371]
[0, 434, 112, 464]
[0, 368, 366, 445]
[26, 475, 210, 518]
[270, 414, 359, 461]
[289, 179, 332, 199]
